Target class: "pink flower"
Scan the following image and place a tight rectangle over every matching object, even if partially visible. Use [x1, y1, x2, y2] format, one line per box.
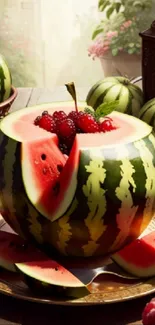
[88, 38, 109, 59]
[121, 20, 132, 29]
[106, 31, 118, 39]
[104, 40, 110, 46]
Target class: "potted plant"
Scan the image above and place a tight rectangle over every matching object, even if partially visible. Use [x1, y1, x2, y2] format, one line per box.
[88, 0, 154, 78]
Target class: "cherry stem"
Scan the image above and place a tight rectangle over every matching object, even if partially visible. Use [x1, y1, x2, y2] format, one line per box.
[65, 82, 78, 112]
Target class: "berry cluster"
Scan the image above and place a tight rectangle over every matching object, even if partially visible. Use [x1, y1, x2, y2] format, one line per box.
[34, 110, 117, 155]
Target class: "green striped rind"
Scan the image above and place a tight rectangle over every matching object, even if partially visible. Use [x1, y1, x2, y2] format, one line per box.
[49, 133, 155, 256]
[0, 54, 12, 102]
[1, 117, 155, 256]
[138, 98, 155, 131]
[0, 133, 44, 243]
[86, 77, 144, 117]
[1, 130, 155, 257]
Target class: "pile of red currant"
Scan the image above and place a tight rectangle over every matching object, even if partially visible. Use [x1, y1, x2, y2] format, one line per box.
[34, 109, 117, 155]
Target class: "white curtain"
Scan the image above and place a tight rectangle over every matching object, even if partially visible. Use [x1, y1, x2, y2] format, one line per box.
[0, 0, 103, 87]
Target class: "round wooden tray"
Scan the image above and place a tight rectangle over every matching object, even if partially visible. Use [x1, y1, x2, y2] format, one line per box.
[0, 269, 155, 306]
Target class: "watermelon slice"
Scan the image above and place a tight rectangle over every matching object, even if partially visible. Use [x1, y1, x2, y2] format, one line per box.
[112, 231, 155, 278]
[0, 230, 85, 287]
[0, 102, 83, 222]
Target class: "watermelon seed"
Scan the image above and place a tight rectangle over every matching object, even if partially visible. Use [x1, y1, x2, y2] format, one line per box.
[57, 164, 63, 173]
[53, 182, 60, 195]
[43, 167, 47, 175]
[9, 241, 16, 247]
[41, 154, 46, 160]
[9, 241, 28, 251]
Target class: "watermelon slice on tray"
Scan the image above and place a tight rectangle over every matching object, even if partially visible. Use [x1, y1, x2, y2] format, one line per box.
[112, 229, 155, 278]
[0, 230, 85, 288]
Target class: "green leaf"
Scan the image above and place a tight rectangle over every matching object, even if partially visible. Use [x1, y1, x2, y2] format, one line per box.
[127, 48, 135, 54]
[129, 43, 135, 48]
[94, 101, 120, 120]
[133, 1, 142, 7]
[98, 0, 110, 11]
[84, 107, 95, 117]
[106, 7, 115, 18]
[92, 28, 103, 40]
[115, 2, 121, 12]
[112, 48, 119, 56]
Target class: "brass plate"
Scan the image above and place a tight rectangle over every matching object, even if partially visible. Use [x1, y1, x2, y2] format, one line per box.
[0, 270, 155, 306]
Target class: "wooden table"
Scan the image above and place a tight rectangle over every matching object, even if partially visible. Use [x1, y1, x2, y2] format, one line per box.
[0, 86, 150, 325]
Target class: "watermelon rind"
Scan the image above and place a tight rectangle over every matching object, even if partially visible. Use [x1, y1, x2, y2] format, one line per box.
[1, 101, 155, 257]
[138, 98, 155, 130]
[0, 54, 12, 102]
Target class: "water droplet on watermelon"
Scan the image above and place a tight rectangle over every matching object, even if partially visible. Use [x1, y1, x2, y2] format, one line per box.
[35, 160, 39, 165]
[42, 167, 47, 175]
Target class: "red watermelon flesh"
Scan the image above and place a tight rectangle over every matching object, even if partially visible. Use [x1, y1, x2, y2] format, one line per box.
[21, 132, 79, 221]
[3, 102, 149, 147]
[0, 231, 85, 287]
[112, 231, 155, 278]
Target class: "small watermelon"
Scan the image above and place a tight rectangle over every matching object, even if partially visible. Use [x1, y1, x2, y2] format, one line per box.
[86, 76, 144, 116]
[138, 98, 155, 131]
[1, 101, 155, 257]
[0, 230, 84, 288]
[0, 54, 12, 103]
[112, 231, 155, 278]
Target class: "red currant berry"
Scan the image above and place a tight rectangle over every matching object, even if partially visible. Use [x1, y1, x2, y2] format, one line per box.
[38, 114, 56, 132]
[59, 142, 69, 156]
[56, 118, 76, 139]
[99, 118, 117, 132]
[42, 110, 48, 116]
[68, 111, 79, 123]
[76, 113, 100, 133]
[53, 110, 67, 121]
[34, 116, 41, 126]
[68, 111, 83, 133]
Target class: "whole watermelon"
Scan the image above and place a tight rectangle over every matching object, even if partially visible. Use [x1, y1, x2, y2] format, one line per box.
[86, 76, 144, 117]
[0, 102, 155, 257]
[138, 98, 155, 132]
[0, 54, 12, 103]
